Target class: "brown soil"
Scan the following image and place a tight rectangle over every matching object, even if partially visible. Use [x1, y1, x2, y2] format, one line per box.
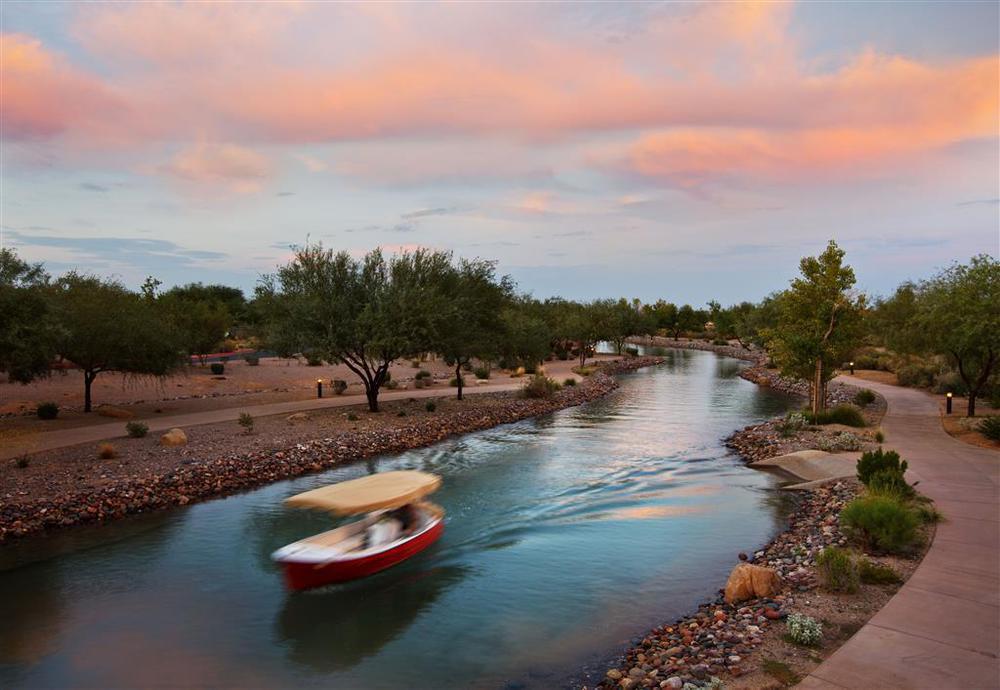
[846, 370, 898, 386]
[939, 398, 1000, 450]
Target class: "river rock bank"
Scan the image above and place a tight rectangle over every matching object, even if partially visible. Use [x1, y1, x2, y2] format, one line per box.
[0, 357, 662, 543]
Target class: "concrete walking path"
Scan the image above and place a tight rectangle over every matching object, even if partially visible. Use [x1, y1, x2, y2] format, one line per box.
[0, 382, 525, 460]
[800, 376, 999, 689]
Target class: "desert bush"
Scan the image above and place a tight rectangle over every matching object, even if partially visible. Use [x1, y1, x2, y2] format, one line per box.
[238, 412, 254, 434]
[895, 362, 937, 388]
[332, 379, 347, 395]
[522, 374, 562, 399]
[210, 362, 225, 375]
[125, 421, 149, 438]
[386, 380, 399, 390]
[563, 377, 577, 387]
[777, 411, 808, 437]
[523, 362, 538, 375]
[840, 496, 920, 554]
[625, 346, 639, 356]
[415, 370, 431, 380]
[413, 379, 426, 389]
[859, 560, 902, 585]
[915, 503, 943, 524]
[346, 412, 359, 422]
[473, 366, 490, 380]
[411, 359, 421, 368]
[816, 546, 860, 593]
[932, 370, 968, 396]
[806, 404, 866, 427]
[852, 352, 892, 371]
[396, 410, 406, 417]
[573, 365, 597, 377]
[977, 416, 1000, 442]
[244, 354, 260, 366]
[15, 456, 30, 469]
[713, 339, 729, 346]
[867, 469, 914, 500]
[36, 402, 59, 420]
[97, 443, 117, 459]
[425, 401, 436, 412]
[449, 376, 465, 387]
[817, 432, 864, 452]
[874, 430, 885, 443]
[853, 389, 876, 407]
[856, 448, 907, 486]
[786, 614, 822, 646]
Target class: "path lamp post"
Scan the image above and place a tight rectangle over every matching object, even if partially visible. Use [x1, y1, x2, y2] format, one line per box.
[849, 361, 855, 375]
[946, 392, 953, 414]
[317, 378, 323, 399]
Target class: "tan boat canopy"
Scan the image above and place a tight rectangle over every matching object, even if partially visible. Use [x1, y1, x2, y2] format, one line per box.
[285, 470, 442, 515]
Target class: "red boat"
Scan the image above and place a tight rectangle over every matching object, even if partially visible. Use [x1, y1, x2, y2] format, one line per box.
[272, 470, 445, 591]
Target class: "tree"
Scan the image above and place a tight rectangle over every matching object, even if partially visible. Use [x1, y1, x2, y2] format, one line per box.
[676, 304, 701, 337]
[500, 305, 552, 370]
[435, 259, 513, 400]
[559, 300, 613, 367]
[0, 248, 58, 383]
[909, 255, 999, 416]
[766, 241, 865, 415]
[51, 273, 185, 412]
[647, 300, 679, 337]
[607, 298, 653, 354]
[160, 292, 232, 362]
[258, 245, 451, 412]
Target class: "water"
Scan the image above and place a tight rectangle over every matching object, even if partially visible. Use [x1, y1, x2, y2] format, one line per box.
[0, 350, 795, 689]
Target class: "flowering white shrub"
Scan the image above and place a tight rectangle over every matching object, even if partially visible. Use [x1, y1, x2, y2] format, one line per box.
[817, 431, 863, 452]
[787, 613, 823, 646]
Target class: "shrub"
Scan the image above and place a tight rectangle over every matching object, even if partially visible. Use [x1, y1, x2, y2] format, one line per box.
[856, 448, 907, 486]
[977, 416, 1000, 442]
[332, 379, 347, 395]
[15, 455, 30, 469]
[896, 362, 937, 388]
[425, 401, 436, 412]
[449, 376, 465, 387]
[473, 366, 490, 380]
[625, 346, 640, 356]
[244, 355, 260, 366]
[396, 410, 407, 417]
[125, 421, 149, 438]
[556, 350, 570, 361]
[777, 411, 808, 437]
[383, 370, 391, 382]
[97, 443, 117, 459]
[840, 496, 920, 554]
[305, 353, 323, 366]
[806, 404, 866, 427]
[522, 374, 561, 399]
[238, 412, 254, 434]
[574, 365, 596, 377]
[411, 360, 421, 368]
[563, 377, 577, 387]
[867, 469, 914, 500]
[346, 412, 359, 422]
[853, 389, 876, 407]
[386, 380, 399, 390]
[859, 560, 902, 585]
[817, 431, 864, 452]
[786, 614, 822, 646]
[713, 339, 729, 347]
[36, 402, 59, 420]
[523, 362, 537, 375]
[874, 430, 884, 443]
[415, 369, 432, 380]
[210, 362, 225, 375]
[932, 371, 968, 396]
[915, 504, 943, 524]
[816, 546, 860, 593]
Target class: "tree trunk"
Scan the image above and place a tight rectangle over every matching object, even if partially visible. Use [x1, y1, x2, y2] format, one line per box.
[84, 370, 95, 413]
[812, 358, 824, 415]
[455, 362, 464, 401]
[365, 385, 379, 412]
[579, 347, 587, 368]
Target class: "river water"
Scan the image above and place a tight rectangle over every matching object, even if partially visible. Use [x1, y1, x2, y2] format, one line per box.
[0, 349, 795, 689]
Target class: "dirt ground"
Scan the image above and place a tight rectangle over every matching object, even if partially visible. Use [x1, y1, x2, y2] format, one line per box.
[847, 369, 898, 386]
[939, 397, 1000, 449]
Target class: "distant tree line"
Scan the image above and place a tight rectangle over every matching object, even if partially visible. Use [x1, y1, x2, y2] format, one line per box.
[1, 242, 996, 416]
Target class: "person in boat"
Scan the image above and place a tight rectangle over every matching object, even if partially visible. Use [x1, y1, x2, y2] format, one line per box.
[389, 503, 420, 536]
[363, 504, 420, 548]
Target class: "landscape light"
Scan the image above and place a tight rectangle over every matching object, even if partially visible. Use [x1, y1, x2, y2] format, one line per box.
[317, 379, 323, 399]
[946, 391, 953, 414]
[849, 361, 855, 375]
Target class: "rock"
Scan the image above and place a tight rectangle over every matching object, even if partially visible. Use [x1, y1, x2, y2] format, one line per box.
[159, 428, 188, 446]
[724, 563, 782, 604]
[738, 552, 748, 561]
[476, 379, 489, 385]
[606, 669, 622, 681]
[286, 412, 311, 424]
[662, 678, 683, 689]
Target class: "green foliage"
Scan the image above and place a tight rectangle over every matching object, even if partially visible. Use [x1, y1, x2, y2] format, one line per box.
[396, 410, 407, 417]
[932, 370, 968, 395]
[522, 374, 562, 399]
[244, 354, 260, 366]
[856, 448, 907, 486]
[332, 379, 347, 395]
[36, 401, 59, 420]
[713, 338, 729, 346]
[415, 369, 432, 380]
[210, 362, 225, 375]
[874, 430, 884, 443]
[867, 469, 914, 501]
[424, 401, 436, 412]
[786, 614, 822, 646]
[346, 412, 359, 422]
[304, 353, 323, 366]
[859, 560, 902, 585]
[473, 366, 490, 379]
[624, 345, 639, 356]
[762, 658, 800, 686]
[500, 303, 552, 371]
[816, 546, 860, 593]
[563, 377, 576, 387]
[159, 288, 230, 361]
[449, 376, 465, 387]
[806, 404, 866, 427]
[853, 389, 876, 406]
[816, 431, 864, 452]
[895, 361, 937, 388]
[125, 421, 149, 438]
[777, 411, 808, 437]
[238, 412, 254, 434]
[411, 359, 421, 368]
[0, 248, 57, 384]
[977, 416, 1000, 442]
[840, 496, 920, 554]
[15, 455, 30, 469]
[915, 504, 943, 524]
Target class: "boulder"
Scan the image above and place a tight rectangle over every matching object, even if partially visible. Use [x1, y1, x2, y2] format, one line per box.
[286, 412, 311, 424]
[159, 428, 188, 446]
[724, 563, 782, 604]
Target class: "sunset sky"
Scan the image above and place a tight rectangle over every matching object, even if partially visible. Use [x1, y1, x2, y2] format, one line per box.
[2, 1, 998, 303]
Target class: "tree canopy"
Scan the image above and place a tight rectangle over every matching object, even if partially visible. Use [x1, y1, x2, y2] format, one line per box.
[0, 248, 58, 383]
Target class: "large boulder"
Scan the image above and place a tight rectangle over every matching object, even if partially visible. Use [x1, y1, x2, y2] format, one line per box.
[724, 563, 782, 604]
[159, 428, 188, 446]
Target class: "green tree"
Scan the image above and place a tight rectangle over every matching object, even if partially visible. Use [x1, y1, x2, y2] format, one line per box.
[435, 259, 513, 400]
[766, 241, 865, 415]
[500, 305, 552, 370]
[51, 273, 185, 412]
[607, 298, 653, 354]
[0, 248, 58, 383]
[559, 300, 613, 367]
[647, 300, 679, 337]
[676, 304, 701, 337]
[909, 255, 999, 416]
[160, 292, 232, 362]
[258, 245, 450, 412]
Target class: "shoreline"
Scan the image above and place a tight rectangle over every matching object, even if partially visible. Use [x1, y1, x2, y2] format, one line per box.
[0, 356, 662, 543]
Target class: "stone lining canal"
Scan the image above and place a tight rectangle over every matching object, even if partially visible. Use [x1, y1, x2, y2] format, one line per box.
[0, 349, 796, 689]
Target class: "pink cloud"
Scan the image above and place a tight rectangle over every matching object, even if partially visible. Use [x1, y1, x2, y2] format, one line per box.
[158, 143, 270, 194]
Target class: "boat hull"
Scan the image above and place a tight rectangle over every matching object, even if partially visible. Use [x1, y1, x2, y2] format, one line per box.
[277, 518, 444, 591]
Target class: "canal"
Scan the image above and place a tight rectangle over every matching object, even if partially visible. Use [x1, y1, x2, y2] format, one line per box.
[0, 349, 796, 689]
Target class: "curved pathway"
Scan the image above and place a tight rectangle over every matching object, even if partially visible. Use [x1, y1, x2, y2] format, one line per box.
[801, 376, 999, 689]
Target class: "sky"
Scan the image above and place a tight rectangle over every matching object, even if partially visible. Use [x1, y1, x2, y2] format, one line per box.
[1, 0, 998, 305]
